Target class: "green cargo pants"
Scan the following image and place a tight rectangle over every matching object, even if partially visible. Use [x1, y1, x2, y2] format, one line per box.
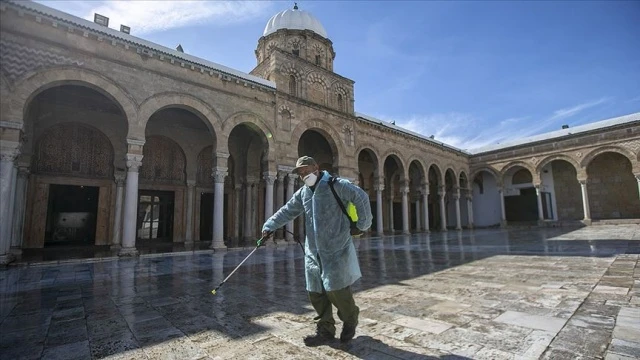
[308, 285, 359, 336]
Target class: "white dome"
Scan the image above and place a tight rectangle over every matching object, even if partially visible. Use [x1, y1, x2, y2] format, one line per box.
[263, 5, 328, 38]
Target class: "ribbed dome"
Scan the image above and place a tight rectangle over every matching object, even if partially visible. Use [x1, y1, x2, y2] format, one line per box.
[263, 4, 328, 38]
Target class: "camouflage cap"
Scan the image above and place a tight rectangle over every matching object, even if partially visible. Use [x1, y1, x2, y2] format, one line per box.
[292, 156, 317, 174]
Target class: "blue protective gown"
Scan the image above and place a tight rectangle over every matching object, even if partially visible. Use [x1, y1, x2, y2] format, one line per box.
[262, 171, 373, 293]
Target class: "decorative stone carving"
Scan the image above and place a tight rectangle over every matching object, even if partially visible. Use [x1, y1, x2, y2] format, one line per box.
[530, 156, 537, 164]
[576, 151, 583, 158]
[125, 154, 143, 171]
[186, 180, 196, 188]
[114, 172, 126, 186]
[212, 169, 227, 183]
[342, 124, 354, 146]
[139, 136, 185, 183]
[0, 37, 84, 81]
[263, 173, 276, 185]
[288, 37, 303, 50]
[279, 109, 292, 131]
[35, 123, 113, 178]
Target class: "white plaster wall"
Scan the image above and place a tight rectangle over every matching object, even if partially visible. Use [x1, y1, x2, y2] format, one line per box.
[473, 173, 501, 227]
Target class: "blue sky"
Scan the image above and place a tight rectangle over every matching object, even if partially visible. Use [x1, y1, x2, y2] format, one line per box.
[36, 0, 640, 151]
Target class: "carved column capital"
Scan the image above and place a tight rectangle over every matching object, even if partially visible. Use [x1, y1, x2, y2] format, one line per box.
[634, 173, 640, 182]
[0, 146, 20, 162]
[186, 180, 196, 188]
[400, 186, 410, 194]
[466, 194, 473, 201]
[17, 165, 30, 178]
[125, 154, 143, 171]
[246, 175, 259, 185]
[277, 171, 287, 182]
[374, 184, 385, 192]
[578, 179, 588, 185]
[114, 172, 126, 186]
[287, 173, 298, 181]
[212, 168, 227, 183]
[263, 172, 277, 185]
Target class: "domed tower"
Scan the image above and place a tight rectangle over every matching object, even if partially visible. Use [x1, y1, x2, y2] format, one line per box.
[251, 3, 354, 115]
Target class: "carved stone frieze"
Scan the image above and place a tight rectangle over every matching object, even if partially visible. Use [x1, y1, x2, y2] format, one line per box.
[0, 37, 84, 81]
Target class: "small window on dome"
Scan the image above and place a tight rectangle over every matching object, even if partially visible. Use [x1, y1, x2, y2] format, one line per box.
[315, 55, 321, 66]
[292, 49, 299, 56]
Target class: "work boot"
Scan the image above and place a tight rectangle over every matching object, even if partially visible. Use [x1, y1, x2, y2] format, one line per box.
[340, 322, 357, 342]
[303, 326, 334, 347]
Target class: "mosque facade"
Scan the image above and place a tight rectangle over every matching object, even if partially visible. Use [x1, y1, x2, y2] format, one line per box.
[1, 1, 639, 264]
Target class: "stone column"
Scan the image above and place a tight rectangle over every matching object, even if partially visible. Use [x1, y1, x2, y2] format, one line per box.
[0, 148, 18, 264]
[119, 153, 143, 256]
[185, 180, 196, 243]
[111, 172, 126, 249]
[388, 185, 395, 232]
[466, 193, 474, 229]
[498, 186, 507, 227]
[10, 165, 29, 254]
[275, 172, 285, 239]
[401, 184, 410, 234]
[5, 163, 17, 253]
[285, 173, 296, 242]
[375, 182, 384, 235]
[535, 184, 544, 221]
[234, 184, 242, 241]
[579, 179, 591, 223]
[635, 174, 640, 200]
[211, 168, 227, 249]
[454, 187, 462, 230]
[438, 187, 447, 231]
[243, 179, 254, 241]
[263, 172, 276, 223]
[422, 183, 430, 232]
[414, 197, 421, 231]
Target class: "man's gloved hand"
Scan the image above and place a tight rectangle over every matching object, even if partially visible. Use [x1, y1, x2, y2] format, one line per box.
[257, 230, 273, 247]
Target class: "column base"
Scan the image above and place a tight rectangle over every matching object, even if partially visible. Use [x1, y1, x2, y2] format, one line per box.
[0, 253, 16, 265]
[581, 219, 592, 226]
[500, 220, 507, 228]
[118, 247, 139, 257]
[455, 227, 462, 231]
[402, 230, 411, 235]
[210, 240, 226, 250]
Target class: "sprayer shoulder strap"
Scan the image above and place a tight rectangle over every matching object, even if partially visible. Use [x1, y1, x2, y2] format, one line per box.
[328, 176, 350, 220]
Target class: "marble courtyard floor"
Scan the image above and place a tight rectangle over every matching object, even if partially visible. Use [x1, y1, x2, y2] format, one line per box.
[1, 225, 639, 360]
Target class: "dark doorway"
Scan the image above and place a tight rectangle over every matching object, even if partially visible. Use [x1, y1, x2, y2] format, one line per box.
[505, 187, 538, 222]
[45, 184, 99, 246]
[136, 191, 174, 242]
[393, 202, 402, 231]
[200, 192, 213, 241]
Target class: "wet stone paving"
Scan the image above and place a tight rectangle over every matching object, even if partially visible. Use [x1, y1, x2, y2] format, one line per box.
[1, 225, 639, 360]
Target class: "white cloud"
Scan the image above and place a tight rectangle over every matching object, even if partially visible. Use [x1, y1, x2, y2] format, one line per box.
[549, 97, 610, 121]
[375, 97, 611, 151]
[38, 0, 273, 35]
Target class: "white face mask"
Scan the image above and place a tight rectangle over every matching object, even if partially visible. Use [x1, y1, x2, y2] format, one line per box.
[303, 172, 318, 187]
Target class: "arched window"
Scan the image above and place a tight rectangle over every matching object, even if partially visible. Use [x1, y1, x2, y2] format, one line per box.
[315, 55, 321, 66]
[337, 94, 344, 111]
[289, 75, 297, 96]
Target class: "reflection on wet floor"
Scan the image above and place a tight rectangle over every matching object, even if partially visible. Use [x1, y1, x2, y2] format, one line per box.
[1, 225, 638, 359]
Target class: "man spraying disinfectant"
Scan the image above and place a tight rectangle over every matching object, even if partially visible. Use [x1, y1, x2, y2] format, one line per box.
[261, 156, 373, 346]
